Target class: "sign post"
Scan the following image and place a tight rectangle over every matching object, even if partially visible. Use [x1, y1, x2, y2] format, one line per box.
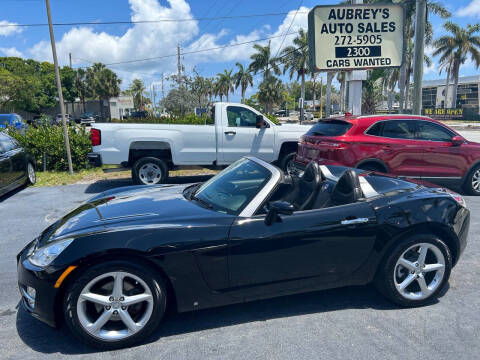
[308, 2, 405, 115]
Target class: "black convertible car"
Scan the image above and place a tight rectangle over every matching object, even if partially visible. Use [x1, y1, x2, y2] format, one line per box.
[17, 157, 469, 349]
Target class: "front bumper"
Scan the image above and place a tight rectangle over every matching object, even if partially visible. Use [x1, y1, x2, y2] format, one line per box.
[88, 152, 102, 167]
[17, 243, 61, 328]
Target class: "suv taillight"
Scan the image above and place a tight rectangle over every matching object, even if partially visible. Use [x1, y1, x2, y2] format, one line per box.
[91, 128, 101, 146]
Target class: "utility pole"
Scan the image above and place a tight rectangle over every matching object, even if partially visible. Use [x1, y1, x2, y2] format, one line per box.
[412, 0, 426, 115]
[177, 44, 182, 86]
[46, 0, 73, 175]
[152, 84, 156, 113]
[69, 52, 72, 68]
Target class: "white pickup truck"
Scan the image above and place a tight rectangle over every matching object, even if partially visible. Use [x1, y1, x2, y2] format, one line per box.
[88, 102, 311, 184]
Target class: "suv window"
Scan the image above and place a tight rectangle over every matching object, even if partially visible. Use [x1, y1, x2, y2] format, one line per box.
[381, 120, 415, 139]
[227, 106, 258, 127]
[365, 122, 383, 136]
[415, 121, 454, 142]
[306, 120, 352, 136]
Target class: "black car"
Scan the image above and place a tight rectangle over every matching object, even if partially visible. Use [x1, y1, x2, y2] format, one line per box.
[0, 132, 36, 196]
[17, 157, 469, 349]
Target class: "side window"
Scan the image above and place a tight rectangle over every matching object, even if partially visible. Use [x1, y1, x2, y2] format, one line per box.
[365, 122, 384, 136]
[227, 106, 258, 127]
[416, 121, 454, 142]
[381, 120, 415, 139]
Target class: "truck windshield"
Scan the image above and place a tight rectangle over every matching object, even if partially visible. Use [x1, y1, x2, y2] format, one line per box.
[192, 158, 272, 215]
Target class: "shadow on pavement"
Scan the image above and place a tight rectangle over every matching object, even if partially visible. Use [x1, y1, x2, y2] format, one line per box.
[16, 284, 419, 355]
[83, 175, 215, 194]
[0, 184, 28, 202]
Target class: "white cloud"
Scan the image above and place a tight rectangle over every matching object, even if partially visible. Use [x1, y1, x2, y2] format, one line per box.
[0, 20, 23, 36]
[457, 0, 480, 17]
[0, 47, 23, 57]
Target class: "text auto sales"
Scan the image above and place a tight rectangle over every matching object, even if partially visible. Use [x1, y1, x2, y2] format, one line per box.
[322, 8, 396, 68]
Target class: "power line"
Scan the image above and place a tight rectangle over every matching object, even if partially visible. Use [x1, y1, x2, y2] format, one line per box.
[74, 32, 298, 67]
[0, 11, 307, 28]
[274, 0, 304, 58]
[253, 44, 307, 79]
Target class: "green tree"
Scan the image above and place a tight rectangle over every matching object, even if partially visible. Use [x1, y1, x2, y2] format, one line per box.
[233, 62, 253, 104]
[0, 68, 26, 110]
[280, 28, 309, 120]
[215, 69, 234, 102]
[74, 68, 91, 113]
[257, 75, 284, 114]
[433, 22, 480, 108]
[128, 78, 147, 110]
[248, 41, 281, 81]
[87, 63, 121, 121]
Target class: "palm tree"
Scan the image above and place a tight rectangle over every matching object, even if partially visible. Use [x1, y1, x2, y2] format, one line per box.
[379, 67, 400, 113]
[205, 77, 215, 103]
[249, 41, 281, 81]
[258, 75, 284, 114]
[74, 68, 90, 113]
[438, 53, 455, 110]
[280, 29, 309, 121]
[129, 79, 146, 110]
[433, 22, 480, 109]
[87, 63, 121, 121]
[233, 62, 253, 104]
[215, 69, 234, 102]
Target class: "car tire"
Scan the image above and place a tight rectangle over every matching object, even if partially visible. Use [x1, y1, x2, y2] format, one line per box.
[374, 234, 452, 307]
[463, 165, 480, 195]
[279, 152, 297, 173]
[132, 157, 168, 185]
[357, 162, 386, 173]
[63, 260, 167, 350]
[27, 162, 36, 185]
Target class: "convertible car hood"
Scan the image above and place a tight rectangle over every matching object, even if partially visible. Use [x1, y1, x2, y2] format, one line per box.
[40, 184, 214, 244]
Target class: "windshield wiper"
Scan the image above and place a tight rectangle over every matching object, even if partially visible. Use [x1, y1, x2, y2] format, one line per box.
[191, 195, 213, 209]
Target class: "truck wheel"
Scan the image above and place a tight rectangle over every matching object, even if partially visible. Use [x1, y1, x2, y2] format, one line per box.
[279, 152, 296, 173]
[132, 157, 168, 185]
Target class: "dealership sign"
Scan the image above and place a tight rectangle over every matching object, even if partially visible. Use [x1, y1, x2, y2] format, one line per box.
[308, 4, 404, 71]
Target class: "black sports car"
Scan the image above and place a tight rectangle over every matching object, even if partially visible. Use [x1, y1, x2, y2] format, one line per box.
[17, 157, 469, 349]
[1, 132, 36, 197]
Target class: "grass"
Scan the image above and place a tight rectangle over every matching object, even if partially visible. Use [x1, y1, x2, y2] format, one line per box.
[35, 166, 219, 187]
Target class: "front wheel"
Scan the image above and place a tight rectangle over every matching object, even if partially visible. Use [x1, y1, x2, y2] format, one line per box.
[132, 157, 168, 185]
[374, 235, 452, 307]
[64, 261, 167, 349]
[27, 162, 36, 185]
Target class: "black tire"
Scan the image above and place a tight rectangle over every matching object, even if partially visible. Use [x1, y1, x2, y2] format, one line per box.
[132, 157, 168, 185]
[374, 234, 452, 307]
[463, 164, 480, 195]
[64, 260, 167, 350]
[279, 152, 296, 173]
[27, 162, 36, 185]
[357, 162, 386, 173]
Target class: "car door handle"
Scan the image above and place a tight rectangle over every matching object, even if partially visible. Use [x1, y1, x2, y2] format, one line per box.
[224, 131, 236, 135]
[341, 218, 369, 225]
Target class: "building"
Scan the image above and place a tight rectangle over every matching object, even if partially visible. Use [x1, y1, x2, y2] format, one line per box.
[108, 96, 135, 120]
[422, 75, 480, 119]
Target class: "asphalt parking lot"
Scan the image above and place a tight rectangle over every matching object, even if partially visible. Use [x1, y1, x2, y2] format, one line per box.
[0, 175, 479, 360]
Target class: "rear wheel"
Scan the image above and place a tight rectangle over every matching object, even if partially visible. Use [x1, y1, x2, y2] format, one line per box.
[27, 162, 36, 185]
[279, 152, 296, 173]
[463, 165, 480, 195]
[132, 157, 168, 185]
[64, 261, 166, 349]
[374, 235, 451, 307]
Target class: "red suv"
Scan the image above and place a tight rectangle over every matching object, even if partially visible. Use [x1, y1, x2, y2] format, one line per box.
[293, 115, 480, 195]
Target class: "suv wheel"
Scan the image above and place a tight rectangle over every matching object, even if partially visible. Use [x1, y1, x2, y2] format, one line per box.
[132, 157, 168, 185]
[464, 165, 480, 195]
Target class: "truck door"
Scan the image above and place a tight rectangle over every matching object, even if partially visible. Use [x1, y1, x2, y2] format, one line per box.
[219, 105, 275, 164]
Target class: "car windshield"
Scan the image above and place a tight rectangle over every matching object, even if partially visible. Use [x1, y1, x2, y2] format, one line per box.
[306, 120, 352, 136]
[192, 158, 272, 215]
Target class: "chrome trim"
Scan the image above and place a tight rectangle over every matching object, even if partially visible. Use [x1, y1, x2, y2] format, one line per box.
[363, 119, 456, 143]
[239, 157, 282, 217]
[341, 218, 369, 225]
[359, 176, 380, 198]
[319, 165, 337, 181]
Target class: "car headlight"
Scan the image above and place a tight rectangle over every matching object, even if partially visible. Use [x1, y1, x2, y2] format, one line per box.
[28, 238, 74, 267]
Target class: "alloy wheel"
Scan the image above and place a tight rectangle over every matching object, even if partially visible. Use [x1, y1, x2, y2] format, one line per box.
[77, 271, 154, 341]
[393, 243, 446, 301]
[472, 169, 480, 192]
[27, 163, 36, 184]
[139, 163, 162, 185]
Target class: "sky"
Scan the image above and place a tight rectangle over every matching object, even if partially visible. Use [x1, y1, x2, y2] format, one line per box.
[0, 0, 479, 102]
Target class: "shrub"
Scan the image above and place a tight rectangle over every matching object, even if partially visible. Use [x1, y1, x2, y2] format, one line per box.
[265, 113, 280, 125]
[112, 114, 212, 125]
[8, 125, 92, 171]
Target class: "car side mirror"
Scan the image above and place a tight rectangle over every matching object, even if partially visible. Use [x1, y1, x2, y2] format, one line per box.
[264, 201, 295, 226]
[256, 115, 267, 129]
[451, 135, 464, 146]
